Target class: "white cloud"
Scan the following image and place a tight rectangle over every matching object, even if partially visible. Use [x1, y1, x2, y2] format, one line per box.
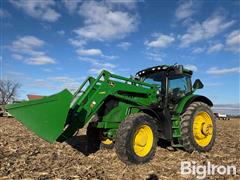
[207, 43, 224, 53]
[117, 42, 131, 50]
[4, 70, 30, 82]
[206, 67, 240, 75]
[225, 30, 240, 53]
[30, 79, 57, 90]
[145, 34, 175, 48]
[180, 15, 235, 47]
[77, 48, 103, 56]
[43, 68, 52, 72]
[10, 36, 56, 65]
[184, 64, 198, 72]
[10, 0, 60, 22]
[26, 55, 55, 65]
[68, 1, 126, 64]
[106, 0, 137, 10]
[11, 36, 44, 56]
[192, 47, 205, 54]
[79, 56, 117, 74]
[76, 48, 117, 59]
[28, 75, 82, 92]
[0, 9, 10, 17]
[73, 1, 138, 41]
[89, 62, 117, 74]
[145, 50, 165, 62]
[79, 57, 116, 69]
[57, 30, 65, 36]
[11, 36, 45, 54]
[42, 8, 60, 22]
[62, 0, 82, 14]
[48, 76, 81, 91]
[68, 38, 86, 47]
[49, 76, 76, 83]
[78, 56, 99, 64]
[175, 0, 197, 20]
[12, 54, 23, 60]
[102, 54, 118, 60]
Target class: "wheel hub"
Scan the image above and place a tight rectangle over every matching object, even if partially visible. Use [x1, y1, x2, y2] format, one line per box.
[193, 112, 213, 147]
[135, 129, 148, 146]
[202, 123, 213, 136]
[133, 125, 153, 157]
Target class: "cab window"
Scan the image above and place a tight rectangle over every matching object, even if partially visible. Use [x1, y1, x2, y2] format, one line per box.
[168, 75, 191, 100]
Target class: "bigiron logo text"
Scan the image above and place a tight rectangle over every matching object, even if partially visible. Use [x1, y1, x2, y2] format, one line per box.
[180, 161, 237, 179]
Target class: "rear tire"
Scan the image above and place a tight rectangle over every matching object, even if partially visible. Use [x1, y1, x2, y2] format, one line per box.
[181, 102, 216, 152]
[115, 113, 158, 164]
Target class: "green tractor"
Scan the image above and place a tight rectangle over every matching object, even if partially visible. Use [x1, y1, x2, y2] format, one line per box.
[5, 64, 216, 164]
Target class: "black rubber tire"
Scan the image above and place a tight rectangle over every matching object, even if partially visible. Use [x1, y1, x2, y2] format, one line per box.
[115, 113, 158, 165]
[86, 123, 114, 150]
[181, 101, 216, 152]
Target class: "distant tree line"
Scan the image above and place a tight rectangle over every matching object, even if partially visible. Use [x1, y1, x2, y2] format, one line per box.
[229, 115, 240, 118]
[0, 79, 20, 105]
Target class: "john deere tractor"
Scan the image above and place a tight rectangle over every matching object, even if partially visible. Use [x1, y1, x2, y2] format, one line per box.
[5, 64, 216, 164]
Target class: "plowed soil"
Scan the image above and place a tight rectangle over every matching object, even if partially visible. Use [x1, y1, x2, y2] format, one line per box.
[0, 117, 239, 179]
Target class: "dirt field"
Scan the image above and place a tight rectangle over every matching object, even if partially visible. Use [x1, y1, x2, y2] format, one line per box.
[0, 117, 239, 179]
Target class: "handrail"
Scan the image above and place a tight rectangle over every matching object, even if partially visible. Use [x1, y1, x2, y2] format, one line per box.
[73, 76, 91, 97]
[71, 71, 106, 108]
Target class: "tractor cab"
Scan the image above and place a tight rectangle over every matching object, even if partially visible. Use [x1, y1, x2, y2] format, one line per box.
[136, 65, 203, 104]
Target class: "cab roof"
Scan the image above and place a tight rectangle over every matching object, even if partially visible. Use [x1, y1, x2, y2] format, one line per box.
[136, 65, 193, 77]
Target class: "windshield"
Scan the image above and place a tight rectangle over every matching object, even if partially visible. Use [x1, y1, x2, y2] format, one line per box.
[168, 71, 192, 93]
[142, 72, 164, 88]
[168, 75, 191, 92]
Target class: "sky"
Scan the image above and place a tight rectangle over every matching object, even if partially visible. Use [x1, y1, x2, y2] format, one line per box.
[0, 0, 240, 111]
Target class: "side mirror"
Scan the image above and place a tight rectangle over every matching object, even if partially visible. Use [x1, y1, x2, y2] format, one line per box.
[193, 79, 204, 89]
[174, 65, 184, 74]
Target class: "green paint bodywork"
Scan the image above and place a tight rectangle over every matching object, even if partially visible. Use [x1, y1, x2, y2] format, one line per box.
[5, 89, 73, 143]
[57, 70, 159, 142]
[5, 70, 158, 142]
[5, 68, 208, 146]
[175, 94, 195, 114]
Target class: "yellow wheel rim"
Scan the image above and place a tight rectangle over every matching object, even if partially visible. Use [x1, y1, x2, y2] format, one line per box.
[101, 138, 113, 145]
[133, 125, 153, 157]
[193, 112, 213, 147]
[100, 131, 113, 145]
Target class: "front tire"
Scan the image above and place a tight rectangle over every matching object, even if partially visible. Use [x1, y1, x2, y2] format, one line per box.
[115, 113, 158, 164]
[181, 102, 216, 152]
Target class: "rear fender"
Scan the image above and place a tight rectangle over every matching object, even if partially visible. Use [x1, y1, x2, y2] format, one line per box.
[175, 94, 213, 114]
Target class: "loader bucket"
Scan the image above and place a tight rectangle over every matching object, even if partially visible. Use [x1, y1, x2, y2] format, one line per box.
[5, 89, 73, 143]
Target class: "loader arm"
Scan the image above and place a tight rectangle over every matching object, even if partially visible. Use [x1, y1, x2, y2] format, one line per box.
[57, 70, 158, 142]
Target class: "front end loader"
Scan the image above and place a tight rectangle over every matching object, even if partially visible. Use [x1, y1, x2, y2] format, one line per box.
[5, 64, 216, 164]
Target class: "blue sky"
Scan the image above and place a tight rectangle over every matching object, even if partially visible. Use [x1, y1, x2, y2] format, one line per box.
[1, 0, 240, 106]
